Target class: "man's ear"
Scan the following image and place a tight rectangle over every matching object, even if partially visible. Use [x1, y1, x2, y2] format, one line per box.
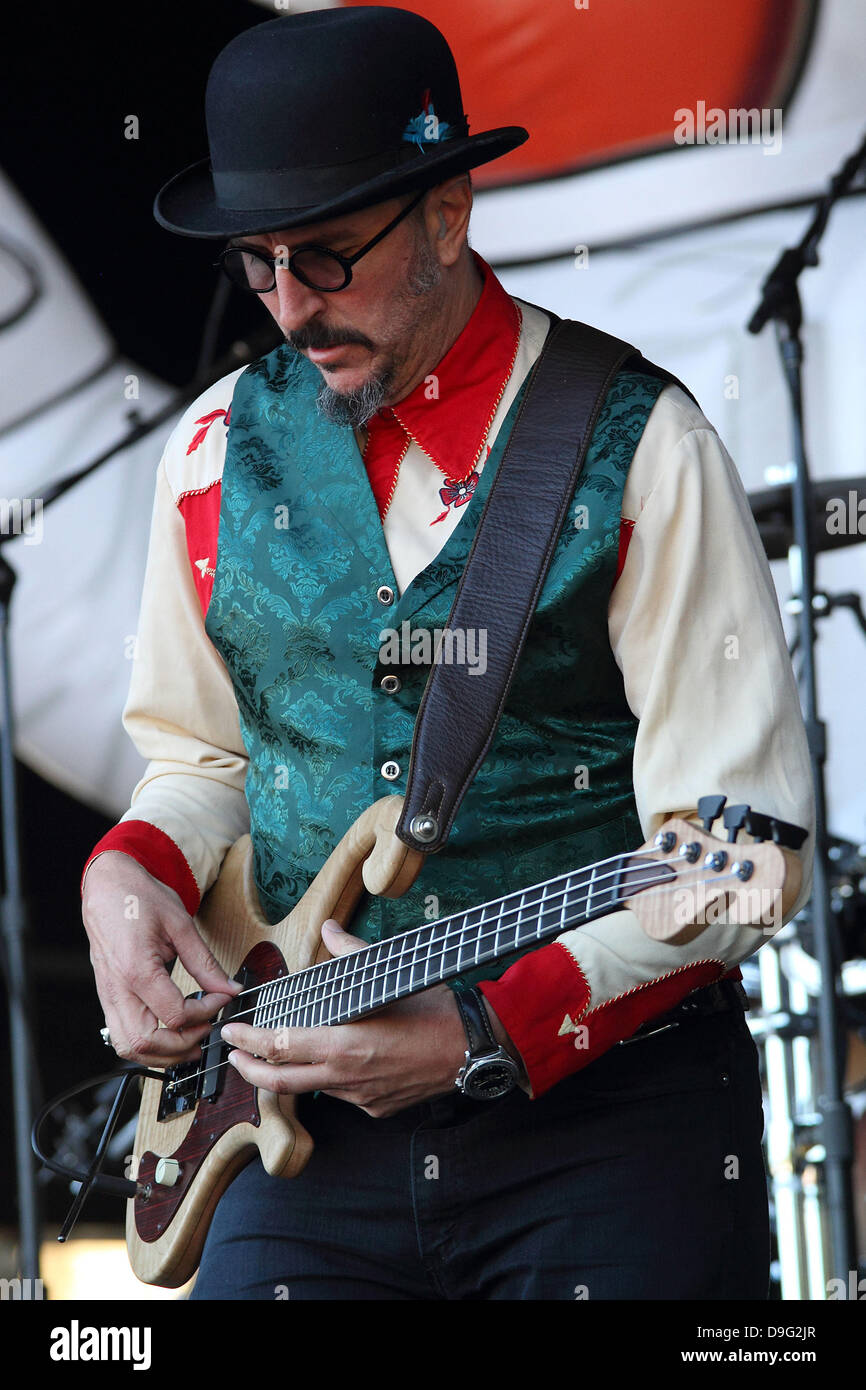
[427, 174, 473, 266]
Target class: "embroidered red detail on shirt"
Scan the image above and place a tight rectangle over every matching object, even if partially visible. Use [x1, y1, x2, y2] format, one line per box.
[430, 470, 480, 525]
[187, 404, 232, 455]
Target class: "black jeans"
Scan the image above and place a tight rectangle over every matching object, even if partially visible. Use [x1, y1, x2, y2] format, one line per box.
[190, 1006, 769, 1300]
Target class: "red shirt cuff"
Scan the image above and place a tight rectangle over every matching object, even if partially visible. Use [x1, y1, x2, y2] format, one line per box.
[479, 942, 592, 1097]
[81, 821, 201, 917]
[479, 943, 734, 1097]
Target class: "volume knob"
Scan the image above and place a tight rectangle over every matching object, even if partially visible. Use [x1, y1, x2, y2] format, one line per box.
[154, 1157, 182, 1187]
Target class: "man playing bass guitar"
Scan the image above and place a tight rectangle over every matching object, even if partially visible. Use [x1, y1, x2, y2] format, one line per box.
[81, 9, 813, 1300]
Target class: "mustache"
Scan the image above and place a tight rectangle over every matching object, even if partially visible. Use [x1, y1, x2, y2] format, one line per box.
[287, 324, 374, 353]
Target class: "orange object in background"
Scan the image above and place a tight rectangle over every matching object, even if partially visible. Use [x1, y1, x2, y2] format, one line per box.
[344, 0, 817, 183]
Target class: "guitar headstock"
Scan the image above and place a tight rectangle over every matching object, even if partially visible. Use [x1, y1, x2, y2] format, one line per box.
[623, 795, 807, 945]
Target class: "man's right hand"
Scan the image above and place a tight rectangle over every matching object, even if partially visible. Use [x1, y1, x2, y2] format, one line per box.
[82, 851, 240, 1068]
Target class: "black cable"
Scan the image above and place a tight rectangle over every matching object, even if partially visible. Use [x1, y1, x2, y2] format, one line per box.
[31, 1064, 163, 1204]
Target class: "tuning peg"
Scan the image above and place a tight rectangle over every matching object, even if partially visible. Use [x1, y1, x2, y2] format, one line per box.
[697, 794, 726, 833]
[768, 817, 809, 851]
[722, 804, 751, 842]
[744, 811, 773, 842]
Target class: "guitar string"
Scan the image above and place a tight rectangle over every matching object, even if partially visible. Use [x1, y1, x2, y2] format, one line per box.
[169, 856, 664, 1086]
[211, 846, 656, 1012]
[239, 848, 725, 1026]
[184, 862, 753, 1093]
[253, 859, 746, 1030]
[205, 857, 741, 1035]
[177, 863, 751, 1090]
[202, 848, 661, 1024]
[259, 860, 673, 1026]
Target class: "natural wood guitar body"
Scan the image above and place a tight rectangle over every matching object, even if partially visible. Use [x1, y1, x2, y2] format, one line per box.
[126, 794, 423, 1288]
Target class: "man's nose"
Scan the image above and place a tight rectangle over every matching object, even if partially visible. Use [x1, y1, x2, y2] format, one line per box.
[266, 267, 328, 335]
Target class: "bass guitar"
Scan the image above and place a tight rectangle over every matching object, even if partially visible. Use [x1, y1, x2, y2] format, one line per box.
[126, 792, 805, 1286]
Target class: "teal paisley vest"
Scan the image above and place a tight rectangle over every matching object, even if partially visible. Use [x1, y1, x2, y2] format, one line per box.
[204, 342, 666, 990]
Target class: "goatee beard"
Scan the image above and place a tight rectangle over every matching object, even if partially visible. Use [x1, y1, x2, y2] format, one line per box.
[315, 365, 396, 428]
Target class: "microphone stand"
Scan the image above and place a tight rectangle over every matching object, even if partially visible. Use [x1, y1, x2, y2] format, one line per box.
[747, 130, 866, 1284]
[0, 309, 276, 1282]
[0, 546, 41, 1281]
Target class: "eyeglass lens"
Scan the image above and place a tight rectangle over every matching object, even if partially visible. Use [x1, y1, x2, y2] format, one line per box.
[223, 247, 349, 293]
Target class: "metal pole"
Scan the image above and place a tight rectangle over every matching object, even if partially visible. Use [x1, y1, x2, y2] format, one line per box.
[0, 552, 41, 1279]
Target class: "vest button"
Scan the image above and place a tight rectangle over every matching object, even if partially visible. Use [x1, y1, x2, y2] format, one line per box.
[376, 585, 395, 605]
[380, 675, 401, 694]
[380, 760, 401, 781]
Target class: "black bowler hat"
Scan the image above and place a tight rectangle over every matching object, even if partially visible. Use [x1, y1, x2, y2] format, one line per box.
[154, 7, 529, 239]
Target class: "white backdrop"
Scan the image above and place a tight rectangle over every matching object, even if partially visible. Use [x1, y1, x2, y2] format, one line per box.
[1, 0, 863, 847]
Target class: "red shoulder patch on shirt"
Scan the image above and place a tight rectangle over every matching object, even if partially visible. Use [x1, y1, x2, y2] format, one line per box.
[177, 482, 222, 617]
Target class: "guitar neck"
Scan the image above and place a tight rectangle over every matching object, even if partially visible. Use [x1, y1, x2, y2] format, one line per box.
[253, 849, 666, 1031]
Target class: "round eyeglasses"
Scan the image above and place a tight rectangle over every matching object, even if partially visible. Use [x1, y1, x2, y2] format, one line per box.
[214, 190, 426, 295]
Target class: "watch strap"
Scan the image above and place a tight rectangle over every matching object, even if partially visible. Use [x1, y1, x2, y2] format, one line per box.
[453, 985, 498, 1059]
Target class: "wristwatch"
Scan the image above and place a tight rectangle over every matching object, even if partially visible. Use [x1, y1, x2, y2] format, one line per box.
[452, 986, 522, 1100]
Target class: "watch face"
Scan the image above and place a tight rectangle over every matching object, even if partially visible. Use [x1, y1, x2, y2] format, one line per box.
[463, 1058, 519, 1100]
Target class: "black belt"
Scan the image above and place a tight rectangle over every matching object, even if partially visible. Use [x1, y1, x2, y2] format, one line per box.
[619, 978, 749, 1048]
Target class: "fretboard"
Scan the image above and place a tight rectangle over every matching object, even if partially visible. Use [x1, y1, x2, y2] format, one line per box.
[252, 849, 666, 1031]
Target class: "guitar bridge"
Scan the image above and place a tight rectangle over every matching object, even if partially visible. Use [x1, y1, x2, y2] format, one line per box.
[157, 1060, 200, 1119]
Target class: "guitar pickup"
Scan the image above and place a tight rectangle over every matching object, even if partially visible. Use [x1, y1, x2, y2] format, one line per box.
[157, 1030, 225, 1116]
[157, 968, 255, 1116]
[199, 966, 258, 1101]
[198, 1022, 226, 1102]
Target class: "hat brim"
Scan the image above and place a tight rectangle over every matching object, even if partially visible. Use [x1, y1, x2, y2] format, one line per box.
[153, 128, 528, 239]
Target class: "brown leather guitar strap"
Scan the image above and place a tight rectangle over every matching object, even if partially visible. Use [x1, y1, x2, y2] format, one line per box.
[395, 312, 696, 854]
